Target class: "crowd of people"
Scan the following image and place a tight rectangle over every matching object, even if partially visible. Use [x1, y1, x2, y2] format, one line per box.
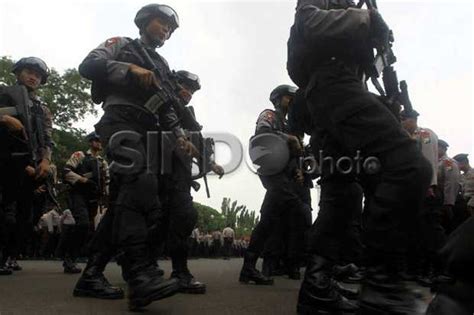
[1, 1, 473, 315]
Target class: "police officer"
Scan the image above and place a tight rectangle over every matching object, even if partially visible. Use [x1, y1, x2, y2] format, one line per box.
[287, 2, 432, 314]
[72, 4, 196, 310]
[453, 154, 474, 216]
[59, 132, 108, 273]
[400, 109, 440, 282]
[0, 57, 53, 272]
[240, 84, 310, 285]
[158, 70, 223, 294]
[437, 140, 461, 234]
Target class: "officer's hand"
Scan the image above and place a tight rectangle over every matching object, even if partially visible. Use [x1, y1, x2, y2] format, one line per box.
[176, 136, 199, 158]
[78, 176, 88, 184]
[25, 165, 36, 177]
[426, 186, 436, 199]
[288, 135, 303, 156]
[369, 9, 390, 49]
[211, 162, 225, 179]
[34, 185, 47, 195]
[294, 169, 304, 185]
[0, 115, 25, 133]
[129, 64, 160, 89]
[36, 159, 51, 180]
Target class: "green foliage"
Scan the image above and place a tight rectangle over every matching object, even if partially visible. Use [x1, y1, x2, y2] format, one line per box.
[194, 202, 225, 232]
[221, 197, 259, 238]
[194, 198, 259, 237]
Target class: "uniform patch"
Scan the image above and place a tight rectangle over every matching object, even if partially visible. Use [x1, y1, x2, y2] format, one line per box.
[444, 159, 453, 171]
[105, 37, 120, 47]
[419, 130, 431, 144]
[262, 110, 275, 123]
[73, 151, 84, 158]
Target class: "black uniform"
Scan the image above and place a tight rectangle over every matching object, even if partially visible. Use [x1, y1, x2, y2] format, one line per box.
[74, 36, 184, 308]
[287, 1, 432, 314]
[0, 85, 53, 270]
[240, 108, 311, 284]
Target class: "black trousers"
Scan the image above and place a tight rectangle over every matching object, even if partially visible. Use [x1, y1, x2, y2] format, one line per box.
[90, 105, 163, 272]
[305, 62, 432, 266]
[159, 164, 197, 270]
[247, 174, 311, 258]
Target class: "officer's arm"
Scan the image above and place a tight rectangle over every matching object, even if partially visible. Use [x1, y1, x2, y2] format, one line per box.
[296, 1, 371, 44]
[78, 37, 132, 86]
[64, 152, 85, 184]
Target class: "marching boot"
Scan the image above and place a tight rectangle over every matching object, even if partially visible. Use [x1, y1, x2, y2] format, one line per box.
[286, 257, 301, 280]
[0, 252, 12, 275]
[122, 247, 180, 311]
[334, 281, 359, 300]
[239, 251, 273, 285]
[357, 266, 424, 315]
[63, 257, 82, 274]
[73, 252, 124, 299]
[297, 255, 358, 315]
[170, 252, 206, 294]
[6, 257, 22, 271]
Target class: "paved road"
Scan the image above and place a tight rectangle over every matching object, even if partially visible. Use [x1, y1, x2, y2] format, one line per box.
[0, 259, 431, 315]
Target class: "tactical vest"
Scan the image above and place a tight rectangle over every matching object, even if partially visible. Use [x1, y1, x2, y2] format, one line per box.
[0, 86, 45, 160]
[91, 38, 171, 106]
[74, 152, 101, 186]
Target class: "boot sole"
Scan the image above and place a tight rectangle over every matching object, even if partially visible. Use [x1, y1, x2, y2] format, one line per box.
[297, 304, 353, 315]
[73, 288, 124, 300]
[128, 280, 180, 311]
[178, 286, 207, 294]
[239, 275, 274, 285]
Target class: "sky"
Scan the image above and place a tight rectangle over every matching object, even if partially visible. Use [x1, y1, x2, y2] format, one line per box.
[1, 0, 472, 215]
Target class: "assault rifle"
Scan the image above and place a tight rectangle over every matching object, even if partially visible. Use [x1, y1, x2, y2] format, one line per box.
[357, 0, 415, 117]
[131, 40, 214, 197]
[0, 85, 40, 161]
[0, 85, 60, 207]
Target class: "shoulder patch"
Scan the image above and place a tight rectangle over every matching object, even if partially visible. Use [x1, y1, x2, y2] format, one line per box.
[105, 37, 120, 47]
[260, 110, 275, 122]
[73, 151, 84, 158]
[444, 159, 454, 171]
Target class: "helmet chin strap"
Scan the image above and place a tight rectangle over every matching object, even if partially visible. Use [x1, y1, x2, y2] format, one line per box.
[142, 32, 164, 48]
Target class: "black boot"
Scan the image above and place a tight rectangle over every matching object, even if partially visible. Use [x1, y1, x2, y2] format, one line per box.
[297, 255, 358, 315]
[357, 266, 424, 315]
[286, 258, 301, 280]
[0, 253, 12, 275]
[170, 253, 206, 294]
[63, 257, 82, 274]
[122, 246, 180, 311]
[334, 281, 359, 300]
[73, 252, 124, 299]
[127, 265, 180, 311]
[239, 251, 273, 285]
[6, 258, 22, 271]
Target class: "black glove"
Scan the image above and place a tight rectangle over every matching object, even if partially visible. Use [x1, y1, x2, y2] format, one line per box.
[369, 9, 390, 48]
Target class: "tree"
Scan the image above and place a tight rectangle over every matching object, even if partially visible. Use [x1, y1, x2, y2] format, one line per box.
[221, 197, 259, 238]
[194, 202, 225, 232]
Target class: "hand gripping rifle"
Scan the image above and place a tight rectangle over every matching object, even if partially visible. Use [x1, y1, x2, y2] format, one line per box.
[356, 0, 415, 117]
[0, 85, 39, 162]
[131, 40, 214, 197]
[0, 85, 60, 207]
